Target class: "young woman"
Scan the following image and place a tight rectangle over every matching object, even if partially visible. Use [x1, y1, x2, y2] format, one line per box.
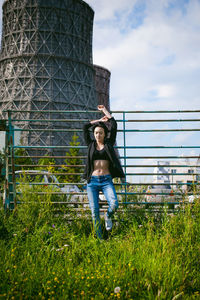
[83, 105, 125, 239]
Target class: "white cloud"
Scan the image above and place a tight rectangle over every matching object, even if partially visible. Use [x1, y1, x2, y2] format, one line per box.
[85, 0, 200, 112]
[150, 84, 177, 99]
[87, 0, 137, 22]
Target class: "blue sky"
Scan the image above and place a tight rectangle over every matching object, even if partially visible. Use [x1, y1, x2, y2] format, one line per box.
[0, 0, 200, 182]
[0, 0, 199, 111]
[85, 0, 200, 111]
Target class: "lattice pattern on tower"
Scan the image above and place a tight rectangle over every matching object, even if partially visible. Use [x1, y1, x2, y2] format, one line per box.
[0, 0, 99, 156]
[94, 65, 111, 112]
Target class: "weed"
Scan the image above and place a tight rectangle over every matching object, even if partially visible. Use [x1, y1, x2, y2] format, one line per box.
[0, 190, 200, 299]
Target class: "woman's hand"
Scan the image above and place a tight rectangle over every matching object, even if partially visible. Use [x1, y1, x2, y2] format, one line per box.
[97, 105, 112, 119]
[90, 116, 108, 124]
[100, 116, 109, 122]
[97, 105, 106, 112]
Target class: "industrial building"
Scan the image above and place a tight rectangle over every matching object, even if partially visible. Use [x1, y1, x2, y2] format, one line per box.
[0, 0, 111, 156]
[153, 158, 200, 191]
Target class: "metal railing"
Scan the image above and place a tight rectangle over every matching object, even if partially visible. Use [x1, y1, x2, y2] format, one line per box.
[1, 109, 200, 211]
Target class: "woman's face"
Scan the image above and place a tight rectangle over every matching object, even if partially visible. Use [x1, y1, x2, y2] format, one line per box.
[94, 126, 105, 143]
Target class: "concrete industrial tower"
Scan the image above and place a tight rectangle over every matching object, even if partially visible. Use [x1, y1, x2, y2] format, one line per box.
[0, 0, 110, 153]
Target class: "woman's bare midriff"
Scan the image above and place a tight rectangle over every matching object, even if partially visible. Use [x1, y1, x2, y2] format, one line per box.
[92, 160, 110, 176]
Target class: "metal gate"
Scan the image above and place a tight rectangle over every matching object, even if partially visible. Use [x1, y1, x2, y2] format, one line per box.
[2, 109, 200, 211]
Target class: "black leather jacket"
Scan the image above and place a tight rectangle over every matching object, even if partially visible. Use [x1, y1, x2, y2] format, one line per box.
[83, 117, 125, 183]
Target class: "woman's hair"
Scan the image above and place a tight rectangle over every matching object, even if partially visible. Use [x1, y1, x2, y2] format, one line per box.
[92, 122, 108, 137]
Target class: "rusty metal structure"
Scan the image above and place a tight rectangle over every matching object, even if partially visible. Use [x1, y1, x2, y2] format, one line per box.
[0, 0, 103, 155]
[94, 65, 111, 111]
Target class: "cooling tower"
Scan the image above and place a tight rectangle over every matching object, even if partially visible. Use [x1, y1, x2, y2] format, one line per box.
[94, 65, 111, 111]
[0, 0, 98, 154]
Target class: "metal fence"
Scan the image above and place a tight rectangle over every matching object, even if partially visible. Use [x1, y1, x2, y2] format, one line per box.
[2, 109, 200, 212]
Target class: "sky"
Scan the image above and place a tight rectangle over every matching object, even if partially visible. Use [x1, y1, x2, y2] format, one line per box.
[85, 0, 200, 111]
[0, 0, 200, 182]
[0, 0, 199, 111]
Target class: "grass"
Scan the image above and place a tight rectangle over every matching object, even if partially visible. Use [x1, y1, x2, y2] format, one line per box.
[0, 190, 200, 299]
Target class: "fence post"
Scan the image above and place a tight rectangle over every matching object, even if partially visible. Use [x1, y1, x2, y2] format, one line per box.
[4, 111, 16, 210]
[0, 120, 7, 208]
[123, 112, 127, 202]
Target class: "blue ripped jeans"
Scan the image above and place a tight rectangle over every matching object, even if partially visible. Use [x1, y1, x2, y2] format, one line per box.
[87, 175, 118, 239]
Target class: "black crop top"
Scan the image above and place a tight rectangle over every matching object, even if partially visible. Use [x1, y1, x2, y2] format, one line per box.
[93, 147, 110, 161]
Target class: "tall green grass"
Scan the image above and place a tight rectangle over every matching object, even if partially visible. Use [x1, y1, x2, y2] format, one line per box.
[0, 191, 200, 299]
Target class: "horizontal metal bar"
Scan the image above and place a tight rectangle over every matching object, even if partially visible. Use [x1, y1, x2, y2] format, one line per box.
[10, 119, 88, 122]
[13, 189, 195, 195]
[15, 191, 87, 195]
[117, 119, 200, 122]
[11, 145, 200, 150]
[9, 200, 183, 206]
[15, 182, 86, 186]
[127, 173, 200, 175]
[117, 146, 200, 149]
[14, 182, 200, 186]
[118, 129, 200, 132]
[13, 128, 83, 132]
[9, 182, 200, 189]
[13, 191, 196, 196]
[13, 156, 86, 159]
[114, 110, 200, 114]
[120, 202, 181, 205]
[10, 180, 200, 186]
[4, 109, 100, 114]
[13, 164, 200, 168]
[14, 164, 84, 167]
[10, 155, 200, 160]
[9, 172, 82, 175]
[12, 145, 87, 149]
[5, 109, 200, 113]
[2, 201, 170, 206]
[8, 118, 200, 124]
[120, 156, 200, 159]
[11, 128, 200, 133]
[9, 171, 200, 176]
[121, 165, 200, 168]
[124, 182, 200, 186]
[121, 193, 196, 196]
